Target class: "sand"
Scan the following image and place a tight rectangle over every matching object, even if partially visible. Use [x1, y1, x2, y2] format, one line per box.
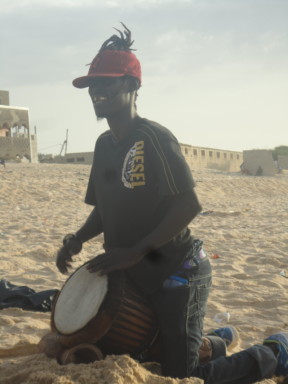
[0, 162, 287, 384]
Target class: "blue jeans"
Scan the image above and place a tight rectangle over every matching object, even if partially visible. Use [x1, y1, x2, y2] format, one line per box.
[149, 257, 212, 378]
[149, 258, 278, 383]
[194, 345, 277, 384]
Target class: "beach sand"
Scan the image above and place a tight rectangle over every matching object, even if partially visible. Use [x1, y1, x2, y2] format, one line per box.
[0, 163, 287, 383]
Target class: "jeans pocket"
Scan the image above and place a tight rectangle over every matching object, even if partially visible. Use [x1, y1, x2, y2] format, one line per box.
[187, 283, 211, 319]
[196, 284, 210, 317]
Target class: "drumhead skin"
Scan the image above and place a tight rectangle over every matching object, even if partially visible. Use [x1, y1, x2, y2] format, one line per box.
[54, 264, 108, 334]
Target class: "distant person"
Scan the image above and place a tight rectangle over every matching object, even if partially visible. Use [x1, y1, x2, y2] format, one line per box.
[0, 158, 5, 168]
[255, 166, 263, 176]
[240, 162, 250, 175]
[56, 23, 288, 383]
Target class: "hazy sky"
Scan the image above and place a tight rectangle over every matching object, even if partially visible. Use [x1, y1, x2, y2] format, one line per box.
[1, 0, 287, 155]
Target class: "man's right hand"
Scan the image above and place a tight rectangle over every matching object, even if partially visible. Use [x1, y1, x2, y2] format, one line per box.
[56, 234, 82, 274]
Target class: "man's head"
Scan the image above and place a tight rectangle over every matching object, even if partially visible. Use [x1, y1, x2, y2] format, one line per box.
[72, 23, 141, 90]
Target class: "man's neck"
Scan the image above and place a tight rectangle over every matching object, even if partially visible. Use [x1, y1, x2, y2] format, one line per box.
[107, 111, 139, 142]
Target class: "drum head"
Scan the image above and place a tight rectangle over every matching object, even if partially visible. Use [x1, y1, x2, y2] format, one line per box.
[54, 264, 108, 335]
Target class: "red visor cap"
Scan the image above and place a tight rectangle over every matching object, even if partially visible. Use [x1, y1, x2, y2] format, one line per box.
[72, 50, 142, 88]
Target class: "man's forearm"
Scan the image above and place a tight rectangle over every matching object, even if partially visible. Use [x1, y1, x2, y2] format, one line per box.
[75, 207, 103, 243]
[84, 190, 201, 275]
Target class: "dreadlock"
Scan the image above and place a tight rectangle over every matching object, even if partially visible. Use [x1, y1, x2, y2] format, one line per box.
[73, 23, 141, 89]
[98, 22, 140, 94]
[99, 22, 136, 53]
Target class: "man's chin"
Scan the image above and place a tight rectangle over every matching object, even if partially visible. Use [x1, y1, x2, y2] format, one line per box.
[95, 110, 106, 121]
[93, 106, 107, 121]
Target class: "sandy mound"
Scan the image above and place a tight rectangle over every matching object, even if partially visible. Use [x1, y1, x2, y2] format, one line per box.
[1, 163, 288, 383]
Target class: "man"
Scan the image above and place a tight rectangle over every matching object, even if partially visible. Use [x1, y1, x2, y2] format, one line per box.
[56, 24, 288, 383]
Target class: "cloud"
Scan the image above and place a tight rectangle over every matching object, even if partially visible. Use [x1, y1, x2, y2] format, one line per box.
[1, 0, 287, 153]
[0, 0, 105, 12]
[0, 0, 192, 14]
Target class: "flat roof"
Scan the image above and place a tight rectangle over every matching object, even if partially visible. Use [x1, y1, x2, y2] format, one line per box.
[0, 105, 29, 111]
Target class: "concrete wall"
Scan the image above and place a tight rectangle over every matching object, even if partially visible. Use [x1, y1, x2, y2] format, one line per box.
[29, 134, 38, 163]
[243, 150, 276, 176]
[62, 145, 243, 173]
[63, 152, 94, 165]
[0, 90, 9, 106]
[0, 135, 38, 162]
[180, 144, 243, 172]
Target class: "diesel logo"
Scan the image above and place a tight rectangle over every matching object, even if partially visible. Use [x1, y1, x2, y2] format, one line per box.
[122, 140, 146, 188]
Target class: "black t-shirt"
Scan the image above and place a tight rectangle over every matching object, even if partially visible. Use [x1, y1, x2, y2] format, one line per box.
[85, 118, 196, 294]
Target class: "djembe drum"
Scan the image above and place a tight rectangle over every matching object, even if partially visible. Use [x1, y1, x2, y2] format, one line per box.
[46, 262, 159, 363]
[39, 261, 224, 365]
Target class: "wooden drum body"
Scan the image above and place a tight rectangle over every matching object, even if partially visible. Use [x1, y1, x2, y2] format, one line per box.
[51, 262, 159, 357]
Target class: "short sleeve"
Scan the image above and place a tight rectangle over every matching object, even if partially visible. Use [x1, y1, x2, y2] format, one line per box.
[140, 124, 195, 196]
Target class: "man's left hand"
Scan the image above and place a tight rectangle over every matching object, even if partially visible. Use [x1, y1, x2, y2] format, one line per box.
[86, 248, 144, 275]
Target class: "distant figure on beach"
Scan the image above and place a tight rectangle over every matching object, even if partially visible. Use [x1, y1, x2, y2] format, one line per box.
[255, 166, 263, 176]
[0, 159, 5, 168]
[240, 162, 250, 175]
[55, 23, 288, 383]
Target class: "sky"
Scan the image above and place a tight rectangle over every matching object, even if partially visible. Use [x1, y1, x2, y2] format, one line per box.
[1, 0, 287, 155]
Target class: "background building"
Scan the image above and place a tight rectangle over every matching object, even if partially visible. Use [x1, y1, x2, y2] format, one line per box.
[0, 90, 38, 163]
[63, 145, 243, 173]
